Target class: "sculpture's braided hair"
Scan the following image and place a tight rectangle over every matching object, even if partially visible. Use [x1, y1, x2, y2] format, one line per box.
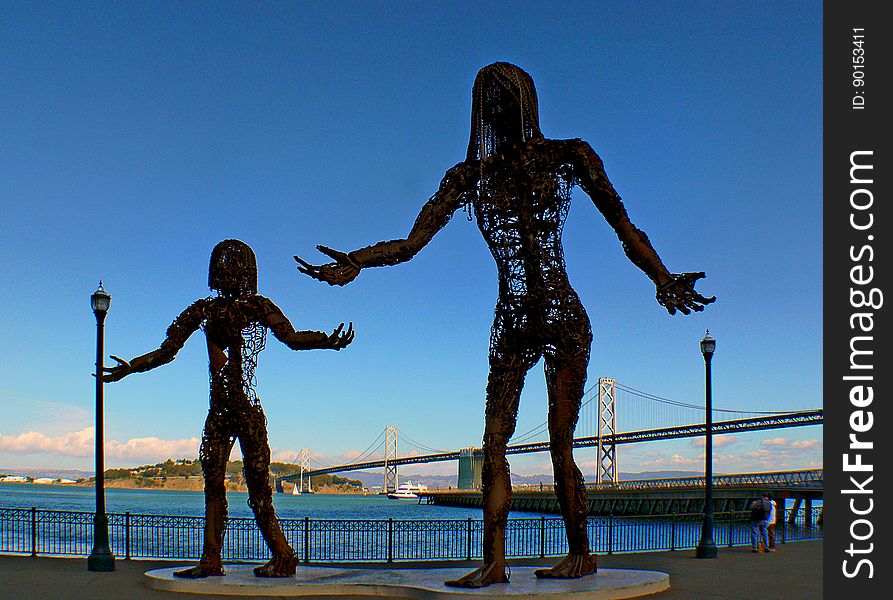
[466, 62, 543, 162]
[464, 62, 544, 217]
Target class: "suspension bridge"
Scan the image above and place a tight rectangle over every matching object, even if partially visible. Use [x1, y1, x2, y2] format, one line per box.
[277, 378, 822, 494]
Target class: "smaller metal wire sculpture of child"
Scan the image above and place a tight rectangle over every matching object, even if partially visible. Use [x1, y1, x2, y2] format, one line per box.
[101, 239, 354, 578]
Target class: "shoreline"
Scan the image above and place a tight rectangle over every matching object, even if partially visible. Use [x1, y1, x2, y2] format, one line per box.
[1, 479, 367, 495]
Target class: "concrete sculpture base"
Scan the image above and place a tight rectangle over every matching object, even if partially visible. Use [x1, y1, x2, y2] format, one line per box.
[145, 565, 669, 599]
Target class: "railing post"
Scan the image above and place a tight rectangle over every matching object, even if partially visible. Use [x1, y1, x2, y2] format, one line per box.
[387, 518, 394, 563]
[670, 514, 676, 551]
[539, 516, 546, 558]
[727, 513, 733, 547]
[780, 503, 787, 544]
[30, 507, 37, 557]
[466, 518, 472, 561]
[303, 517, 310, 564]
[125, 512, 131, 559]
[607, 514, 614, 555]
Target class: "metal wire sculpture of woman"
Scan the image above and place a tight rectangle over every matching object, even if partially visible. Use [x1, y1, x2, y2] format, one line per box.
[296, 62, 714, 587]
[103, 240, 354, 578]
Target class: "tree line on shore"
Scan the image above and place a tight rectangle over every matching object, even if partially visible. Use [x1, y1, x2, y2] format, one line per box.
[102, 458, 363, 491]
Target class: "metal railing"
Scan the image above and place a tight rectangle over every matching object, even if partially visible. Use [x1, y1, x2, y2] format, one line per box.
[0, 506, 822, 562]
[585, 469, 823, 491]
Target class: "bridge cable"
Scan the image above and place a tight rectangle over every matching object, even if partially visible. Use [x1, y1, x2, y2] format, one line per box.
[333, 429, 387, 466]
[302, 428, 387, 471]
[399, 431, 449, 454]
[615, 383, 799, 415]
[509, 382, 600, 445]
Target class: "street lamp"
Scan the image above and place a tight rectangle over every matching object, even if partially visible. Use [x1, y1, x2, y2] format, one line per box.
[88, 282, 115, 571]
[695, 330, 717, 558]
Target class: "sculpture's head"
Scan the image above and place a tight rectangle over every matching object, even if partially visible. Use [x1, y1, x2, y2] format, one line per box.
[467, 62, 543, 162]
[208, 239, 258, 297]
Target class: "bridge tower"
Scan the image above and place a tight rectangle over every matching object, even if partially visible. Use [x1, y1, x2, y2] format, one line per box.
[299, 447, 312, 493]
[384, 425, 398, 493]
[458, 447, 483, 490]
[596, 377, 618, 485]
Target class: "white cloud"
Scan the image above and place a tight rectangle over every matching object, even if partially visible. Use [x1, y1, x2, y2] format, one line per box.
[637, 453, 703, 469]
[0, 428, 94, 456]
[791, 440, 820, 449]
[690, 436, 738, 449]
[758, 437, 822, 451]
[0, 427, 200, 464]
[761, 437, 790, 446]
[106, 436, 200, 462]
[620, 435, 823, 474]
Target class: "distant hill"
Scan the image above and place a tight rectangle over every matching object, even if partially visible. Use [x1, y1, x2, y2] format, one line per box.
[0, 468, 93, 480]
[327, 470, 704, 490]
[1, 465, 702, 488]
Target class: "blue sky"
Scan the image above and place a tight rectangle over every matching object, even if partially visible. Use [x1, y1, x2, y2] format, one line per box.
[0, 2, 822, 477]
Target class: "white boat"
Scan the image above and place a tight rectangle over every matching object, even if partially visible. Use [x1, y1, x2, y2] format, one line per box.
[291, 483, 301, 496]
[387, 481, 428, 500]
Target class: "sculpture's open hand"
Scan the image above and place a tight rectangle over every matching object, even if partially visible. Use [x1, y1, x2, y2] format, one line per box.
[294, 245, 360, 287]
[97, 355, 133, 383]
[324, 322, 355, 350]
[656, 272, 716, 316]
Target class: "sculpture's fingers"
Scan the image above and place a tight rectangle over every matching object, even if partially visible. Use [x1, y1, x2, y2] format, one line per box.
[109, 355, 131, 368]
[296, 266, 321, 280]
[317, 245, 349, 262]
[294, 256, 318, 270]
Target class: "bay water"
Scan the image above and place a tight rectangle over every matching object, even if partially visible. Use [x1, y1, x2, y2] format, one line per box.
[0, 482, 538, 519]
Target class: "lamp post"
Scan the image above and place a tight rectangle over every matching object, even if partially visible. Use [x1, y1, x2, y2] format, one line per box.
[88, 282, 115, 571]
[695, 330, 717, 558]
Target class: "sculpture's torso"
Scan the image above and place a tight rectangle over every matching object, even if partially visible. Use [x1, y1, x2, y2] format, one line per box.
[200, 296, 264, 417]
[471, 142, 587, 347]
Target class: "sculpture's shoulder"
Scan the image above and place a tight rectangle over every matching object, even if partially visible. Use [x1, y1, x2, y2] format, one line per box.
[535, 137, 588, 159]
[241, 294, 283, 318]
[440, 160, 479, 191]
[516, 138, 588, 180]
[176, 296, 213, 320]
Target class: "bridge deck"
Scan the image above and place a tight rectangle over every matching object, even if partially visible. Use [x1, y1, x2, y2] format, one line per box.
[420, 469, 823, 516]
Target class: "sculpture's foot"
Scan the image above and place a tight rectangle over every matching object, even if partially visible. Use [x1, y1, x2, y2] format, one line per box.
[173, 563, 225, 578]
[253, 553, 297, 578]
[535, 552, 596, 579]
[444, 561, 509, 588]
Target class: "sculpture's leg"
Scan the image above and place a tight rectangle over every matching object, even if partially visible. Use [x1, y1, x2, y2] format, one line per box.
[446, 352, 531, 588]
[536, 338, 596, 579]
[240, 406, 297, 578]
[175, 414, 234, 579]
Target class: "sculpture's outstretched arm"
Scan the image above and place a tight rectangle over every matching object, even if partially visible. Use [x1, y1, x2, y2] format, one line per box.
[563, 139, 715, 315]
[100, 299, 209, 382]
[295, 162, 473, 286]
[256, 296, 354, 351]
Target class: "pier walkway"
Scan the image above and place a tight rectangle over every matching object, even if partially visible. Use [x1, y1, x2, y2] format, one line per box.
[0, 540, 821, 599]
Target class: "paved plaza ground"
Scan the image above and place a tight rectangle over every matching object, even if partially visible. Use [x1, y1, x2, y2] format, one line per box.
[0, 541, 821, 599]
